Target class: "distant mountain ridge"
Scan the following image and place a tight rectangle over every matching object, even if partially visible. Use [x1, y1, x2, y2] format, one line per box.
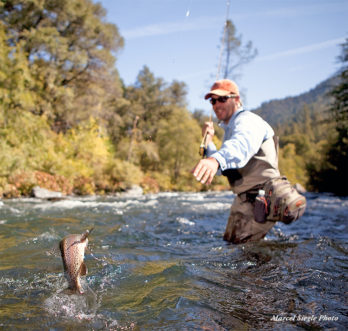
[252, 75, 339, 127]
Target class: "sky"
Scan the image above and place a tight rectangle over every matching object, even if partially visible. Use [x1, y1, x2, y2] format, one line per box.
[99, 0, 348, 113]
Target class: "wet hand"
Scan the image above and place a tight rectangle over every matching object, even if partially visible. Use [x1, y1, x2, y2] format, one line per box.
[191, 157, 219, 185]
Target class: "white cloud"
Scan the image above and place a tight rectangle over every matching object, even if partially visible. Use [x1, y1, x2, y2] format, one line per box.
[256, 37, 346, 62]
[122, 16, 221, 39]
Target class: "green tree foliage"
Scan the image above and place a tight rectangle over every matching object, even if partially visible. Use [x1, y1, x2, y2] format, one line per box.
[278, 143, 308, 186]
[156, 107, 201, 182]
[109, 66, 197, 180]
[0, 21, 35, 121]
[307, 38, 348, 195]
[0, 0, 124, 131]
[270, 40, 348, 196]
[276, 103, 333, 187]
[0, 111, 53, 176]
[4, 0, 345, 197]
[121, 66, 188, 141]
[254, 77, 337, 128]
[0, 111, 113, 193]
[0, 0, 212, 196]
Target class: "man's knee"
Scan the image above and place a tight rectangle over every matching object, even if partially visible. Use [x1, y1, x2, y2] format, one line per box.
[224, 208, 274, 244]
[224, 210, 252, 243]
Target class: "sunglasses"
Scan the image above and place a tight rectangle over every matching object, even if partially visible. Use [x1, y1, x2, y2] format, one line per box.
[210, 95, 237, 105]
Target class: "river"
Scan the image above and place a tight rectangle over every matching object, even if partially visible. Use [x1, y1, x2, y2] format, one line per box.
[0, 191, 347, 330]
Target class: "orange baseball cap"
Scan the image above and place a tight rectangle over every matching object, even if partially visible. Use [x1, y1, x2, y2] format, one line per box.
[204, 79, 240, 99]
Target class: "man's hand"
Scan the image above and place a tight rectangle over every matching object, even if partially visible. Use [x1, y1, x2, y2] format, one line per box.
[191, 157, 219, 185]
[202, 122, 214, 146]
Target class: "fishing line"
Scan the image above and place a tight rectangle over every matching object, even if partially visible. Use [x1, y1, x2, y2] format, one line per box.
[89, 251, 105, 263]
[89, 250, 120, 267]
[201, 0, 231, 157]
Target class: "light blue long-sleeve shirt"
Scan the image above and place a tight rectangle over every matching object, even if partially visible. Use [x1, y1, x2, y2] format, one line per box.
[206, 108, 274, 175]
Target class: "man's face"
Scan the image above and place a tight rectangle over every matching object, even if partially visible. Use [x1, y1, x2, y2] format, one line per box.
[211, 95, 239, 124]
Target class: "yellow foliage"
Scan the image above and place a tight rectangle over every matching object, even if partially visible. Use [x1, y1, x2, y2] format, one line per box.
[73, 176, 95, 196]
[141, 174, 160, 193]
[279, 143, 308, 187]
[150, 172, 173, 191]
[0, 110, 155, 196]
[104, 159, 144, 190]
[52, 118, 113, 179]
[157, 108, 202, 180]
[65, 118, 111, 165]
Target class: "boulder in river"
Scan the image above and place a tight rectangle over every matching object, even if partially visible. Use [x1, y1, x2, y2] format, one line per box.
[122, 185, 143, 196]
[32, 186, 63, 199]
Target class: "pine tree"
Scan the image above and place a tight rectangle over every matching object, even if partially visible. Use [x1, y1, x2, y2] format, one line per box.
[218, 20, 257, 80]
[307, 38, 348, 195]
[325, 38, 348, 195]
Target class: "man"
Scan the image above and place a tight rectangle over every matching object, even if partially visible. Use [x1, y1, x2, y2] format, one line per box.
[192, 79, 280, 244]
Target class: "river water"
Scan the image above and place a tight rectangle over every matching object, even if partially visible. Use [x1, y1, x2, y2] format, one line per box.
[0, 191, 347, 330]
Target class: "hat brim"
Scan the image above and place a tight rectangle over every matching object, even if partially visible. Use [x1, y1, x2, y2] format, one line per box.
[204, 89, 233, 99]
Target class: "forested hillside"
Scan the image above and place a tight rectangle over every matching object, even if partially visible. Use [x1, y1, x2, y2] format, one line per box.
[253, 76, 338, 127]
[0, 1, 346, 197]
[253, 67, 347, 195]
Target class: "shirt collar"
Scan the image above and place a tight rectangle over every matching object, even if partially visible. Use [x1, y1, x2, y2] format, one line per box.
[219, 106, 244, 129]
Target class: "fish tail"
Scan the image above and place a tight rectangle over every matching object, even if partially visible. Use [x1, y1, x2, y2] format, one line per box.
[59, 240, 67, 272]
[76, 278, 84, 294]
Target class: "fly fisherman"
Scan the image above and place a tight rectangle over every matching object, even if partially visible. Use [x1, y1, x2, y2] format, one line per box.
[192, 79, 281, 244]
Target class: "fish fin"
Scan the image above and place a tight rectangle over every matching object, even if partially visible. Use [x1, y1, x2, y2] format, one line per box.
[59, 240, 67, 272]
[59, 240, 64, 257]
[80, 262, 87, 276]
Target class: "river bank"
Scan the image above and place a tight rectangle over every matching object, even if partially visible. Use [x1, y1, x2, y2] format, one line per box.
[0, 169, 231, 200]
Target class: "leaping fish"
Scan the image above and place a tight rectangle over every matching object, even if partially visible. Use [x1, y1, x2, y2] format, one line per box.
[59, 228, 93, 294]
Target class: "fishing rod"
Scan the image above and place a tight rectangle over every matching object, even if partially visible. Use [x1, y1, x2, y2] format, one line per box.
[199, 132, 208, 157]
[199, 0, 230, 158]
[199, 117, 211, 157]
[216, 0, 231, 80]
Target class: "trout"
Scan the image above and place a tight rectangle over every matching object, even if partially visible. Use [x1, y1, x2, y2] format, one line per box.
[59, 228, 93, 294]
